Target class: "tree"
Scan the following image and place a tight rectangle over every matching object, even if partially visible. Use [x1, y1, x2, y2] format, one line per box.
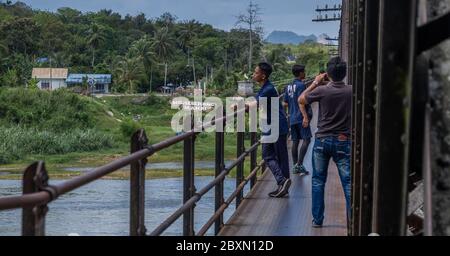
[115, 57, 146, 94]
[178, 20, 199, 85]
[264, 45, 287, 71]
[0, 18, 41, 55]
[27, 77, 39, 90]
[235, 1, 263, 73]
[178, 20, 199, 52]
[57, 7, 81, 23]
[130, 35, 155, 92]
[157, 12, 177, 28]
[151, 27, 175, 87]
[0, 69, 19, 87]
[88, 23, 106, 69]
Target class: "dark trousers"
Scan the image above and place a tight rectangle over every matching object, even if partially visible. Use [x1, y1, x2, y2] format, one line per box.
[262, 134, 290, 185]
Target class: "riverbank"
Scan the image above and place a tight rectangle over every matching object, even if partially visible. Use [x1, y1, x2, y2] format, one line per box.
[0, 91, 248, 171]
[0, 160, 255, 180]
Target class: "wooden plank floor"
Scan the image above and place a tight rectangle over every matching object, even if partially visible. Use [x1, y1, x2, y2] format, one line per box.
[219, 103, 348, 236]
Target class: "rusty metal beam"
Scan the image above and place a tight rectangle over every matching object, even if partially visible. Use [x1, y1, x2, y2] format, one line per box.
[372, 0, 417, 236]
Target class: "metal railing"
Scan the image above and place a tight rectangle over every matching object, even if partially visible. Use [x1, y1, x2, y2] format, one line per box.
[0, 79, 315, 236]
[0, 98, 268, 236]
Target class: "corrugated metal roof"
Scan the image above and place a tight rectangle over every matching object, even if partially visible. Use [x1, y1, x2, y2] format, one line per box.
[66, 74, 112, 84]
[32, 68, 68, 79]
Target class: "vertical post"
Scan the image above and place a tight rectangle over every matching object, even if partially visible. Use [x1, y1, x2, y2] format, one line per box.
[351, 0, 366, 236]
[215, 118, 225, 235]
[236, 131, 245, 208]
[372, 0, 417, 236]
[22, 161, 49, 236]
[250, 131, 258, 189]
[130, 129, 148, 236]
[183, 114, 195, 236]
[358, 0, 379, 236]
[348, 0, 357, 236]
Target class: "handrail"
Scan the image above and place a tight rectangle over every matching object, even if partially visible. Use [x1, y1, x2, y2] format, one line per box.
[197, 160, 264, 236]
[149, 141, 261, 236]
[0, 79, 314, 236]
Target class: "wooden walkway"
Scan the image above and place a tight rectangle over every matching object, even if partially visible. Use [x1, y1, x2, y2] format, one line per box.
[219, 103, 348, 236]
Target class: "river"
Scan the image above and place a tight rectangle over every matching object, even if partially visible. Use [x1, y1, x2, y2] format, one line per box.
[0, 177, 250, 236]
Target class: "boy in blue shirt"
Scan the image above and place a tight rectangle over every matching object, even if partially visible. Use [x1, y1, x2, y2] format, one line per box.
[251, 62, 291, 198]
[283, 65, 313, 175]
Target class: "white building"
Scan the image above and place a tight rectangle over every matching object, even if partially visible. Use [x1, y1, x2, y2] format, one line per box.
[31, 68, 68, 90]
[31, 68, 112, 94]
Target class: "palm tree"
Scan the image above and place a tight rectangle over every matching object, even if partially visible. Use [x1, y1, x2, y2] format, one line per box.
[151, 27, 175, 87]
[178, 20, 198, 52]
[130, 36, 156, 92]
[178, 20, 198, 85]
[115, 56, 146, 94]
[88, 23, 106, 69]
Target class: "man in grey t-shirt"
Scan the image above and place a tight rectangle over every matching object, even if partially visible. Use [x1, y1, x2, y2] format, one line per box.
[299, 57, 352, 228]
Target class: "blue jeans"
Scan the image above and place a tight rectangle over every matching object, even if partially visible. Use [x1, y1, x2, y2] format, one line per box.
[262, 134, 290, 185]
[311, 137, 351, 225]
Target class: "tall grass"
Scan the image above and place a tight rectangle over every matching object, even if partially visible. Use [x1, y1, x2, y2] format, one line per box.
[0, 87, 95, 130]
[0, 126, 114, 164]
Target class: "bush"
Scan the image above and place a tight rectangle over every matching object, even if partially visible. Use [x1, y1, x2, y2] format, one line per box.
[120, 119, 142, 138]
[219, 87, 237, 98]
[0, 87, 95, 130]
[0, 126, 114, 164]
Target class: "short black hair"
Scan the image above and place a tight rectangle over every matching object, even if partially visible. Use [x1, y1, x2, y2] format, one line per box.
[292, 64, 305, 77]
[326, 57, 347, 82]
[258, 62, 273, 78]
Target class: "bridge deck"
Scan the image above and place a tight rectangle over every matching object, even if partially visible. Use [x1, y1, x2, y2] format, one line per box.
[219, 103, 348, 236]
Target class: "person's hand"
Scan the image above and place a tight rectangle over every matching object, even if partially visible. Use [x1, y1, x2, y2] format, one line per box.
[302, 117, 310, 128]
[314, 73, 327, 85]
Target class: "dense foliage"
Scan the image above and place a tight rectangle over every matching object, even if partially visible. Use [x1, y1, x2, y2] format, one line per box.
[0, 1, 329, 93]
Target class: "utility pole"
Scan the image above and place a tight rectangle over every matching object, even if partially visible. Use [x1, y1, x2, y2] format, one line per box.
[164, 63, 168, 87]
[49, 56, 52, 90]
[313, 2, 342, 58]
[192, 57, 196, 88]
[312, 3, 342, 22]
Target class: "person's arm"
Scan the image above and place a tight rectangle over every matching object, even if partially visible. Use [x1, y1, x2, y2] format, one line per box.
[298, 73, 326, 105]
[299, 103, 309, 128]
[298, 74, 327, 127]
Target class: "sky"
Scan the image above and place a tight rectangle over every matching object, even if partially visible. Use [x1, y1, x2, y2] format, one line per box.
[13, 0, 341, 38]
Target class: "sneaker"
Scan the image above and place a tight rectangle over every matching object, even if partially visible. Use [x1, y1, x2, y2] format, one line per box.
[292, 164, 301, 174]
[268, 185, 282, 197]
[274, 178, 292, 198]
[312, 220, 323, 228]
[299, 165, 310, 176]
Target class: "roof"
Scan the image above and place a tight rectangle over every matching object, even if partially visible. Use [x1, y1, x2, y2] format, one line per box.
[32, 68, 68, 79]
[66, 74, 112, 84]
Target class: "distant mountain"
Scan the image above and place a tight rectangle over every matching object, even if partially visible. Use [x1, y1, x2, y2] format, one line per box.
[317, 33, 330, 45]
[265, 31, 317, 45]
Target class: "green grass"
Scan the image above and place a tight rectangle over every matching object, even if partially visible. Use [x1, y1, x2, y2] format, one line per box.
[1, 90, 263, 179]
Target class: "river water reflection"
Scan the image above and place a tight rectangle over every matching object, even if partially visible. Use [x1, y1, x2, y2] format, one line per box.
[0, 177, 249, 236]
